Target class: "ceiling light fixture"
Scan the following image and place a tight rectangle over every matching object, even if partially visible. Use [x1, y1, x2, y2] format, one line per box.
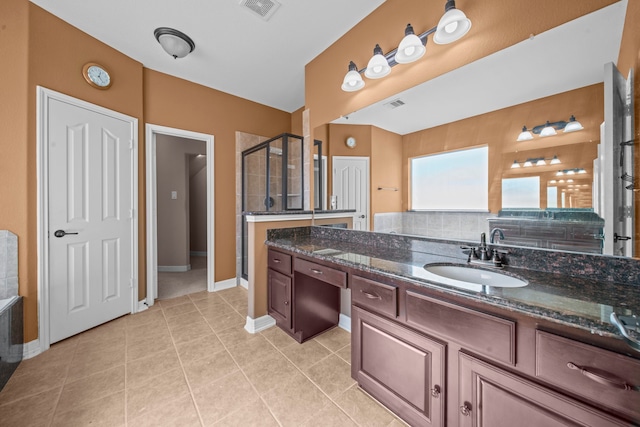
[154, 27, 195, 59]
[341, 0, 471, 92]
[517, 115, 584, 141]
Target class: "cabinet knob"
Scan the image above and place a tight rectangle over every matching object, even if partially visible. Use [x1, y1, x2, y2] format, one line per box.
[284, 301, 289, 306]
[460, 403, 472, 416]
[431, 385, 441, 398]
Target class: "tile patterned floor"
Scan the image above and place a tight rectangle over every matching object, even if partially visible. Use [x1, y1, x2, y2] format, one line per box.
[0, 287, 405, 426]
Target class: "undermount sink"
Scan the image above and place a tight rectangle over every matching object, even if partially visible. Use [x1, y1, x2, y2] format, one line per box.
[422, 264, 528, 289]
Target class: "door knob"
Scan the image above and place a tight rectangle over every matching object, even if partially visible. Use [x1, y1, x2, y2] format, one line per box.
[359, 215, 365, 218]
[54, 229, 79, 238]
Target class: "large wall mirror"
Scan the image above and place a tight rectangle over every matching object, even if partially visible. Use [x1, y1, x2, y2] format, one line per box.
[314, 2, 637, 258]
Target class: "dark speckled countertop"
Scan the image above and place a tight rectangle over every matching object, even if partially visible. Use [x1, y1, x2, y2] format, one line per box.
[266, 226, 640, 346]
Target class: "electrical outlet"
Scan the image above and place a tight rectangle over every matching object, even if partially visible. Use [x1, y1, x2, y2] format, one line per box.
[171, 191, 178, 200]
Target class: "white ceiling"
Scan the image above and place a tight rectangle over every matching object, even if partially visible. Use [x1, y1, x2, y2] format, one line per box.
[29, 0, 386, 113]
[331, 1, 627, 135]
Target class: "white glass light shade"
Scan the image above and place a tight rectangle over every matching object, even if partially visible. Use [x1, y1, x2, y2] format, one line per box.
[564, 115, 584, 132]
[517, 126, 533, 141]
[550, 155, 561, 165]
[523, 160, 533, 167]
[566, 169, 575, 175]
[395, 24, 426, 64]
[540, 122, 557, 137]
[154, 28, 195, 59]
[433, 3, 472, 45]
[365, 44, 391, 79]
[536, 159, 547, 166]
[556, 171, 564, 176]
[341, 62, 365, 92]
[511, 161, 520, 169]
[578, 169, 587, 174]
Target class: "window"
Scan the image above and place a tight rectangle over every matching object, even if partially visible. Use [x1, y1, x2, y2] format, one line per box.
[547, 186, 558, 208]
[411, 146, 488, 210]
[502, 177, 540, 208]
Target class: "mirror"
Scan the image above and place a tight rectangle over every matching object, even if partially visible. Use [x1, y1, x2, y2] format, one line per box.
[316, 2, 636, 257]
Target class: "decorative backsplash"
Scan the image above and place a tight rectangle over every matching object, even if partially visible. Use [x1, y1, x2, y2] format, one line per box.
[0, 231, 18, 299]
[374, 211, 496, 240]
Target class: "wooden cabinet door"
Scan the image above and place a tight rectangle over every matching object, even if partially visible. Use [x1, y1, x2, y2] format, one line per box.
[267, 269, 292, 330]
[352, 306, 445, 426]
[458, 353, 629, 427]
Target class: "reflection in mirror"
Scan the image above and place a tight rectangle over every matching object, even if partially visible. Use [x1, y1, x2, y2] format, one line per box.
[318, 2, 636, 257]
[313, 140, 327, 210]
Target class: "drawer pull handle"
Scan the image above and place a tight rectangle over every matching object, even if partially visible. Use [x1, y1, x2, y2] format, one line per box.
[272, 258, 281, 263]
[566, 362, 639, 392]
[610, 312, 640, 353]
[460, 403, 471, 416]
[310, 268, 323, 275]
[360, 290, 381, 300]
[431, 385, 441, 398]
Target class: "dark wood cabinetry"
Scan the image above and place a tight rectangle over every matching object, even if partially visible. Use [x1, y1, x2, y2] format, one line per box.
[267, 269, 292, 330]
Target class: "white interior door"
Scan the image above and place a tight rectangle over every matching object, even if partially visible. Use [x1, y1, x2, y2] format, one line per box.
[601, 62, 635, 256]
[333, 156, 370, 230]
[47, 96, 136, 343]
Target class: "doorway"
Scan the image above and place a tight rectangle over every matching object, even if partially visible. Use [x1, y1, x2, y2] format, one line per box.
[332, 156, 370, 230]
[146, 124, 215, 306]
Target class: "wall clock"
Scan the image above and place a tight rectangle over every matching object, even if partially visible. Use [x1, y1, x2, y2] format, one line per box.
[82, 63, 112, 89]
[346, 136, 357, 148]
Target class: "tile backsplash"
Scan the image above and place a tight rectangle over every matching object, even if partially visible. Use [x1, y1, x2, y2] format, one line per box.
[0, 231, 18, 299]
[374, 211, 496, 241]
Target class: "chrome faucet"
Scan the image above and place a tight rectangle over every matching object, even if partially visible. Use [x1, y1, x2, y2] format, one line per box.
[478, 232, 490, 260]
[490, 228, 505, 244]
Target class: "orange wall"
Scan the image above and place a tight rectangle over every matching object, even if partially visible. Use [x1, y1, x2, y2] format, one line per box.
[3, 3, 292, 342]
[305, 0, 616, 130]
[371, 127, 403, 215]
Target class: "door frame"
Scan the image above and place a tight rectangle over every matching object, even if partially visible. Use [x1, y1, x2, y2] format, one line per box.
[145, 124, 215, 305]
[332, 156, 370, 230]
[36, 86, 139, 353]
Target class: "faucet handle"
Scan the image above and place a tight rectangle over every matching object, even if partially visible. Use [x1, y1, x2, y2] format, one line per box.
[460, 245, 479, 262]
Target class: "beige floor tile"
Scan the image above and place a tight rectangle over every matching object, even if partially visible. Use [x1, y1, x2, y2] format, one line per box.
[314, 327, 351, 352]
[336, 344, 352, 364]
[300, 402, 358, 427]
[216, 287, 247, 301]
[10, 343, 74, 379]
[387, 417, 410, 426]
[280, 339, 331, 371]
[76, 318, 126, 345]
[213, 399, 278, 426]
[159, 295, 193, 308]
[126, 319, 171, 342]
[163, 301, 198, 318]
[128, 394, 202, 427]
[261, 326, 298, 350]
[182, 349, 239, 391]
[67, 344, 126, 383]
[56, 365, 125, 414]
[52, 390, 125, 427]
[0, 362, 67, 405]
[127, 331, 175, 361]
[192, 370, 259, 426]
[202, 310, 245, 332]
[305, 354, 355, 398]
[262, 372, 330, 427]
[126, 348, 180, 389]
[126, 368, 191, 420]
[189, 290, 223, 302]
[216, 325, 262, 348]
[231, 301, 248, 316]
[165, 310, 207, 329]
[226, 336, 279, 367]
[241, 352, 299, 395]
[0, 388, 60, 427]
[175, 334, 226, 365]
[335, 385, 396, 427]
[195, 299, 236, 315]
[125, 309, 167, 330]
[169, 319, 215, 344]
[75, 330, 126, 356]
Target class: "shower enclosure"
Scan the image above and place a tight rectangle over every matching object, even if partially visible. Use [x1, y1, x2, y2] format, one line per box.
[241, 133, 304, 279]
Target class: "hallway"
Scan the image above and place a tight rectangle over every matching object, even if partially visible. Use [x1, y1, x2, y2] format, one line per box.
[157, 256, 208, 300]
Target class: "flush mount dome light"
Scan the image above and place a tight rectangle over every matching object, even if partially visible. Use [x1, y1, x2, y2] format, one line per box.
[394, 24, 426, 64]
[341, 61, 365, 92]
[433, 0, 472, 45]
[154, 27, 195, 59]
[364, 44, 391, 79]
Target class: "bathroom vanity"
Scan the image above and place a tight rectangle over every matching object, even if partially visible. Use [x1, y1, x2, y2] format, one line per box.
[266, 226, 640, 426]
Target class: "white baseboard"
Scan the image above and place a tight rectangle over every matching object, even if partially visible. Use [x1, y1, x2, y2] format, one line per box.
[239, 277, 248, 290]
[338, 313, 351, 333]
[137, 300, 149, 312]
[190, 251, 207, 257]
[23, 339, 43, 360]
[244, 315, 276, 334]
[213, 278, 237, 292]
[157, 264, 191, 272]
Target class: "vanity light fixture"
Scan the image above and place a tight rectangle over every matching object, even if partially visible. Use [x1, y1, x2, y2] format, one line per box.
[523, 159, 534, 167]
[154, 27, 195, 59]
[516, 116, 584, 141]
[341, 0, 471, 92]
[512, 156, 561, 169]
[550, 155, 561, 165]
[536, 158, 547, 166]
[510, 160, 521, 169]
[556, 168, 586, 176]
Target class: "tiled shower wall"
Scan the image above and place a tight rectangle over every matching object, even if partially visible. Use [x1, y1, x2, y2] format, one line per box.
[373, 211, 496, 241]
[0, 231, 18, 299]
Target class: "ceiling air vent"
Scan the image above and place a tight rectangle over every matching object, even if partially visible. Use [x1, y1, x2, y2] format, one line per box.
[239, 0, 281, 21]
[383, 99, 406, 109]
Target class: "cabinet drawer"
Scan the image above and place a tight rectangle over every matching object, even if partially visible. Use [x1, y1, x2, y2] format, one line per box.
[535, 331, 640, 421]
[406, 290, 516, 365]
[268, 249, 292, 275]
[294, 258, 346, 288]
[352, 275, 397, 318]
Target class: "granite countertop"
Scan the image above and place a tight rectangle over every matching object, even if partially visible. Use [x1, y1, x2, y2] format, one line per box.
[243, 209, 356, 216]
[265, 227, 640, 344]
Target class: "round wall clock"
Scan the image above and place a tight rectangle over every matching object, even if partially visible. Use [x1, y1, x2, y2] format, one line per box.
[346, 136, 357, 148]
[82, 63, 112, 89]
